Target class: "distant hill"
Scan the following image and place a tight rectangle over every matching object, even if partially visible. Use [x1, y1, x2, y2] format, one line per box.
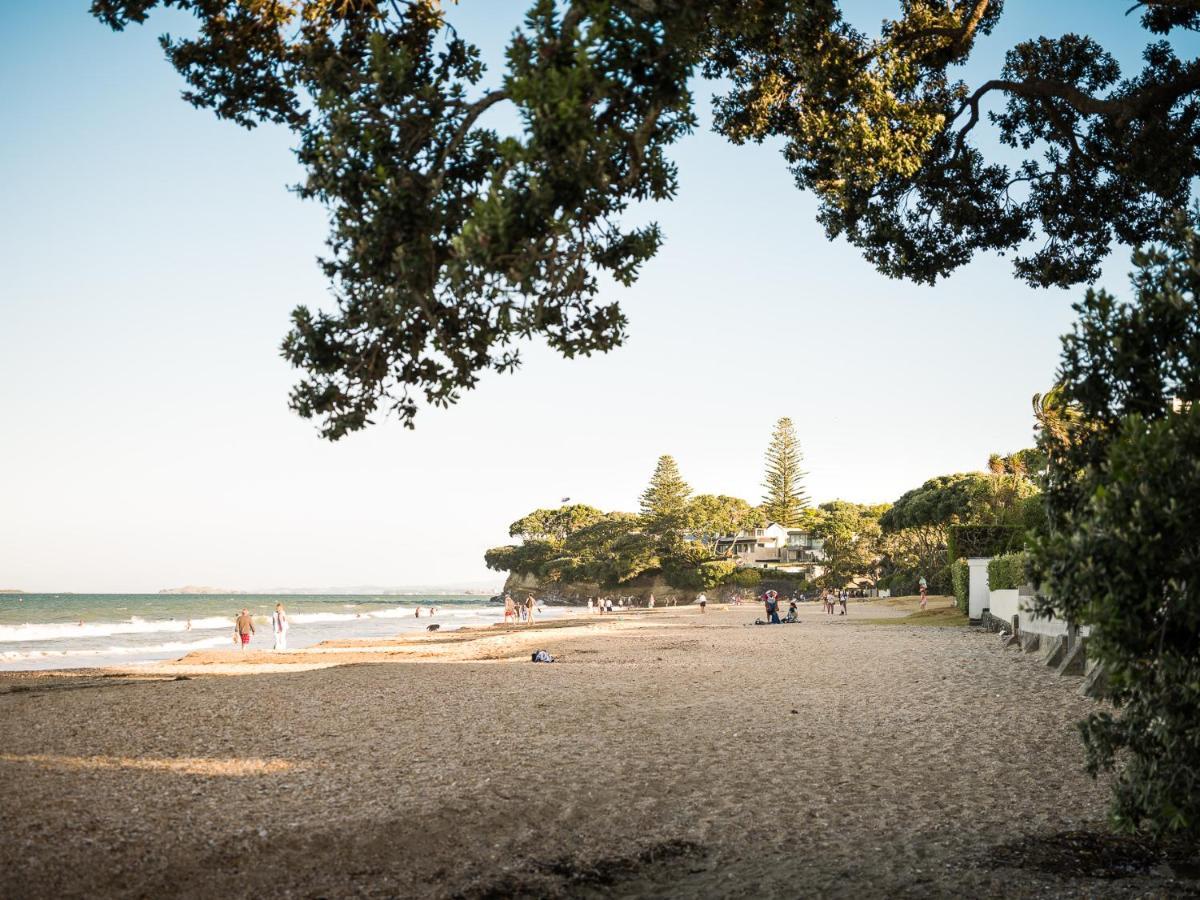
[158, 586, 246, 595]
[0, 589, 24, 594]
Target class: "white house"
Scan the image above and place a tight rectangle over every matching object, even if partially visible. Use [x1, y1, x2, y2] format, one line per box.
[713, 523, 825, 575]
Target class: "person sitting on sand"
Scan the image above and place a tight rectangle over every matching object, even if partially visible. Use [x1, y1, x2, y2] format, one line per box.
[525, 594, 536, 624]
[786, 600, 799, 623]
[235, 608, 255, 650]
[272, 602, 289, 651]
[504, 594, 517, 625]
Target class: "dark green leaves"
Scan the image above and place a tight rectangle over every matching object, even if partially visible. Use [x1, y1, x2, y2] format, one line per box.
[1032, 213, 1200, 837]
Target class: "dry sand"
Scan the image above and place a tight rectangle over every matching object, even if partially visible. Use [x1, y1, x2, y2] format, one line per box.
[0, 599, 1194, 898]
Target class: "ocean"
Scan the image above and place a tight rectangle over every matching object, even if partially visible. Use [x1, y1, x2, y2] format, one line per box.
[0, 593, 565, 671]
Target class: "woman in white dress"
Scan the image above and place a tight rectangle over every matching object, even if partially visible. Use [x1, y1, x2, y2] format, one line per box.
[272, 603, 289, 651]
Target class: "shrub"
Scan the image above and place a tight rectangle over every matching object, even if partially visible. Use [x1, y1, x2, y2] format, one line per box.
[1029, 216, 1200, 837]
[987, 552, 1027, 591]
[698, 560, 736, 588]
[724, 567, 761, 588]
[950, 559, 968, 608]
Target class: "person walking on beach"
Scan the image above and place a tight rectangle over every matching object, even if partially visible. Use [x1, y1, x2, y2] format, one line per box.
[272, 603, 289, 651]
[525, 595, 536, 624]
[840, 590, 848, 616]
[587, 597, 594, 614]
[235, 608, 255, 650]
[696, 592, 707, 614]
[648, 594, 655, 609]
[504, 594, 517, 625]
[605, 597, 614, 614]
[918, 575, 928, 611]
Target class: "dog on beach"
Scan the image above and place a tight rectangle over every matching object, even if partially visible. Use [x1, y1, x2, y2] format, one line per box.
[426, 623, 440, 632]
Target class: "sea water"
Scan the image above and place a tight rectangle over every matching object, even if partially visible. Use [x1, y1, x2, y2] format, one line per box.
[0, 593, 566, 671]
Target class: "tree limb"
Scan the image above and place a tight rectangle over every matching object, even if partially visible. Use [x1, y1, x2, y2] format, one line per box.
[954, 57, 1200, 147]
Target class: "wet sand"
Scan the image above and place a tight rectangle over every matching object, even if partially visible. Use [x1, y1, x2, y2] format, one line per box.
[0, 599, 1190, 898]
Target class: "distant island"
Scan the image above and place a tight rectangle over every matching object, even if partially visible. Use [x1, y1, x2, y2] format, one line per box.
[158, 586, 246, 595]
[0, 589, 24, 594]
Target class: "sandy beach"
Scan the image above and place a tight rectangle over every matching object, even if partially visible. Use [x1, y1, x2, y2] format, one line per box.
[0, 599, 1192, 898]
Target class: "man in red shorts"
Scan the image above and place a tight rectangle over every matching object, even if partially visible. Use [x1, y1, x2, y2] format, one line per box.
[235, 608, 255, 650]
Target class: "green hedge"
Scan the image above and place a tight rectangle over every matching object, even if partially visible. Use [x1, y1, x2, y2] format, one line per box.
[950, 558, 969, 608]
[988, 552, 1028, 591]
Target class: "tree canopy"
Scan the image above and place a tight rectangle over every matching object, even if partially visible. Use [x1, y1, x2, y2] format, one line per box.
[880, 469, 1037, 532]
[92, 1, 1200, 435]
[807, 500, 886, 589]
[687, 494, 765, 555]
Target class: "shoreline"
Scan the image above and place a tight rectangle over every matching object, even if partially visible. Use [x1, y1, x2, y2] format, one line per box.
[3, 598, 1183, 898]
[0, 596, 572, 673]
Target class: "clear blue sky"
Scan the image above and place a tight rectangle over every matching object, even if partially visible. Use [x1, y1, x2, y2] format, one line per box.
[0, 2, 1184, 592]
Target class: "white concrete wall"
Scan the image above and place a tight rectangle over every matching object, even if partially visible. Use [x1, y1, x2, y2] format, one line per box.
[989, 588, 1021, 624]
[965, 556, 1091, 638]
[968, 557, 990, 619]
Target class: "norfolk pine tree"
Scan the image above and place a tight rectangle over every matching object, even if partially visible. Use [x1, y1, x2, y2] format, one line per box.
[761, 417, 809, 527]
[639, 455, 691, 544]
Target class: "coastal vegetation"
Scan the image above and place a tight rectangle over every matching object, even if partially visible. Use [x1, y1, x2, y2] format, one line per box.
[487, 417, 1041, 598]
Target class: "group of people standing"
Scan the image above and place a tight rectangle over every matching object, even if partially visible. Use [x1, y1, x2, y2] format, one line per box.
[822, 590, 849, 616]
[502, 593, 539, 625]
[232, 603, 290, 651]
[588, 597, 616, 614]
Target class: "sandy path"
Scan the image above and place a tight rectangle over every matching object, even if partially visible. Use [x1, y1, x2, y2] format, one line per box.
[0, 603, 1191, 898]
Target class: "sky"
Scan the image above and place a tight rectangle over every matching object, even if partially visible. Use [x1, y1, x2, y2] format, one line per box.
[0, 2, 1185, 593]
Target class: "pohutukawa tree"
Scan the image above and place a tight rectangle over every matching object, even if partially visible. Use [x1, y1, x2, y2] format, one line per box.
[92, 1, 1200, 436]
[761, 417, 808, 526]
